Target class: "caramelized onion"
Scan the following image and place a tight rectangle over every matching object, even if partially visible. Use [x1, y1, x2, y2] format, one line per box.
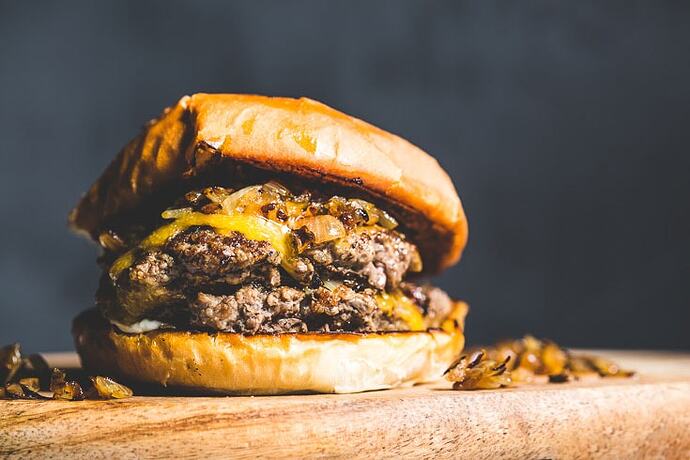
[0, 342, 135, 401]
[375, 209, 398, 230]
[284, 201, 309, 220]
[295, 215, 347, 244]
[409, 248, 423, 272]
[4, 383, 24, 398]
[221, 185, 263, 214]
[98, 230, 127, 252]
[222, 183, 290, 216]
[263, 181, 292, 197]
[161, 207, 193, 219]
[202, 186, 232, 204]
[349, 199, 378, 225]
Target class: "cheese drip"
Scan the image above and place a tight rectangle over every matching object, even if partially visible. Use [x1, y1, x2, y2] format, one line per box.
[375, 291, 426, 331]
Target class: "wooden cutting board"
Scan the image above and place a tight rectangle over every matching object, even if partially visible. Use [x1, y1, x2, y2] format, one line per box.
[1, 350, 689, 459]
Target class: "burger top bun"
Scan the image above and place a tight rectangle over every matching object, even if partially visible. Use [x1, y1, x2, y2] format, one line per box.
[69, 94, 468, 272]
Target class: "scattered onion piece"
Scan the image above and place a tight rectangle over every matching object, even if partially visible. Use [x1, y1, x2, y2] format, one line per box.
[445, 350, 512, 390]
[50, 368, 85, 401]
[90, 376, 133, 399]
[5, 383, 26, 399]
[18, 377, 39, 392]
[4, 382, 50, 400]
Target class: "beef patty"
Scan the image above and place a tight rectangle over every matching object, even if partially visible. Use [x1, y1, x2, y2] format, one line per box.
[190, 285, 405, 334]
[99, 226, 451, 333]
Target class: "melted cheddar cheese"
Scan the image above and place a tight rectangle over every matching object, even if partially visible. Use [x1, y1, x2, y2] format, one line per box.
[375, 291, 426, 331]
[110, 211, 293, 280]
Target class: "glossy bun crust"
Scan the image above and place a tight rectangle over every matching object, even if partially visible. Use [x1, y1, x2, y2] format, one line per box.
[69, 94, 468, 272]
[73, 305, 467, 395]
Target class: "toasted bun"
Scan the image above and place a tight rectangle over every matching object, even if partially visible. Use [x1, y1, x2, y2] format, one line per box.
[73, 305, 467, 395]
[69, 94, 468, 272]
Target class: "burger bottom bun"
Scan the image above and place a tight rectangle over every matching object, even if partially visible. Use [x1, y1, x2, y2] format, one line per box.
[72, 305, 467, 395]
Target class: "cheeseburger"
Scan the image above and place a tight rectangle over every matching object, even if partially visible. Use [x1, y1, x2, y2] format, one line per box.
[70, 94, 469, 394]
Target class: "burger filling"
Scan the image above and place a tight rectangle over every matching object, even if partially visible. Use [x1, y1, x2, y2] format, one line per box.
[96, 182, 456, 334]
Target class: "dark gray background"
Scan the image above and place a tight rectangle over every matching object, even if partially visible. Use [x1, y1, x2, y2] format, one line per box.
[1, 1, 688, 352]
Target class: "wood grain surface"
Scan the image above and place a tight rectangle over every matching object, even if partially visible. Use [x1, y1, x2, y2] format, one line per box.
[1, 351, 689, 459]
